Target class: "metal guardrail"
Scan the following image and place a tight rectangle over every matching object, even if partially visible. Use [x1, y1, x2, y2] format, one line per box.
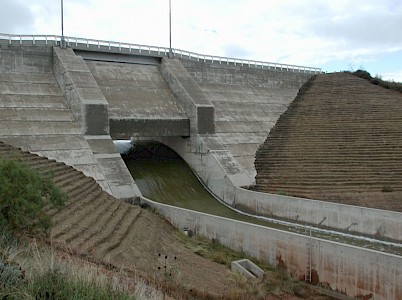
[0, 33, 322, 74]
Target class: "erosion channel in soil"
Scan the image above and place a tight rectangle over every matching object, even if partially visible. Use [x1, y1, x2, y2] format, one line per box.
[120, 141, 402, 256]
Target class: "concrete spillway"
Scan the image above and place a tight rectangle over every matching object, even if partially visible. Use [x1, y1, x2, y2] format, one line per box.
[122, 142, 402, 256]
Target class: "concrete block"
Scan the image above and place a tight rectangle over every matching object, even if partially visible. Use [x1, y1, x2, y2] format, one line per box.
[83, 103, 109, 135]
[85, 136, 118, 154]
[109, 118, 190, 139]
[231, 259, 264, 278]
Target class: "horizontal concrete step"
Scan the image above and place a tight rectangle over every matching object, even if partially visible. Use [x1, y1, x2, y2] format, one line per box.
[0, 107, 75, 122]
[0, 121, 81, 135]
[0, 94, 67, 108]
[0, 81, 63, 96]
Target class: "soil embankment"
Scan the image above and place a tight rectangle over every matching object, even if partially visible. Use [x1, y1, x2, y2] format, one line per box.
[255, 73, 402, 212]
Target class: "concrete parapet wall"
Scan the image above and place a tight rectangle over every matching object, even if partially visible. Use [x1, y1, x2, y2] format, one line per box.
[52, 47, 109, 135]
[233, 188, 402, 242]
[141, 197, 402, 300]
[180, 59, 313, 88]
[160, 58, 215, 134]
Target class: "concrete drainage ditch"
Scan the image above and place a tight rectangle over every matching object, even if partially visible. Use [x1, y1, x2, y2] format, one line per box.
[231, 259, 264, 279]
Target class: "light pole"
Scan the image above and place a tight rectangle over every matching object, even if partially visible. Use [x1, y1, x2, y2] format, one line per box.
[61, 0, 66, 48]
[169, 0, 172, 58]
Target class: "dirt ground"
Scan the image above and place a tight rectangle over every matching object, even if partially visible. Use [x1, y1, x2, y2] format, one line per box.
[51, 204, 331, 300]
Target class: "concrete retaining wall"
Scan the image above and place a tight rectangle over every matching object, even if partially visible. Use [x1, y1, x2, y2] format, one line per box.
[155, 135, 402, 243]
[233, 188, 402, 242]
[141, 197, 401, 300]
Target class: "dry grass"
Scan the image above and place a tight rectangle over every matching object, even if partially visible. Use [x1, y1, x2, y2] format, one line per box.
[0, 228, 163, 299]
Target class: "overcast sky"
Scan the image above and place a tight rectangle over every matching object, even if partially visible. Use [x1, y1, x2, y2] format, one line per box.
[1, 0, 402, 81]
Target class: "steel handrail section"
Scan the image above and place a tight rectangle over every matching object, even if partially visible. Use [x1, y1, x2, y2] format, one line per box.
[0, 33, 322, 73]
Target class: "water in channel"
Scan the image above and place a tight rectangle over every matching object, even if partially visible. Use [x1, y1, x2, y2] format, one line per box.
[121, 142, 402, 256]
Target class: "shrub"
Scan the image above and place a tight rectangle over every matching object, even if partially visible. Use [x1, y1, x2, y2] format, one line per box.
[350, 70, 402, 93]
[0, 158, 66, 234]
[353, 69, 372, 80]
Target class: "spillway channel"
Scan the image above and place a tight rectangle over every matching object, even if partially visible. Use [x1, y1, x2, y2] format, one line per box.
[120, 142, 402, 256]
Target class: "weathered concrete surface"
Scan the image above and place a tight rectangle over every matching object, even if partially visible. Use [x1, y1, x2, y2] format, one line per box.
[181, 59, 312, 180]
[142, 197, 402, 300]
[85, 135, 142, 199]
[52, 47, 140, 199]
[0, 45, 106, 186]
[152, 135, 402, 242]
[234, 188, 402, 242]
[0, 45, 140, 199]
[85, 60, 189, 138]
[158, 58, 251, 188]
[231, 259, 264, 279]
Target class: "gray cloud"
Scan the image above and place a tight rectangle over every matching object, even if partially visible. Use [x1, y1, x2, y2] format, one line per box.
[0, 0, 34, 33]
[307, 6, 402, 48]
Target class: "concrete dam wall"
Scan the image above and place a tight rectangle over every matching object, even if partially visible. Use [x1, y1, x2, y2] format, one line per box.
[0, 42, 309, 200]
[1, 37, 401, 299]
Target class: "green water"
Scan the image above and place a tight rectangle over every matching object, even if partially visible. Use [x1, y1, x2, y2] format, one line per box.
[126, 159, 288, 229]
[123, 143, 402, 256]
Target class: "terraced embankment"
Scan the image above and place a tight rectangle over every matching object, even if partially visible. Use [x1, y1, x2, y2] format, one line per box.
[254, 72, 402, 212]
[0, 141, 242, 296]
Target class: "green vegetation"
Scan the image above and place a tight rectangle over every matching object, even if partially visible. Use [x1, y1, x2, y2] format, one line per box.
[177, 233, 315, 299]
[0, 158, 66, 234]
[276, 190, 288, 196]
[0, 228, 137, 300]
[0, 158, 134, 299]
[349, 69, 402, 93]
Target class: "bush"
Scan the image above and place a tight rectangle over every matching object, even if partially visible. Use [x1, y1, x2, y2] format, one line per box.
[0, 158, 66, 234]
[350, 70, 402, 93]
[353, 69, 372, 80]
